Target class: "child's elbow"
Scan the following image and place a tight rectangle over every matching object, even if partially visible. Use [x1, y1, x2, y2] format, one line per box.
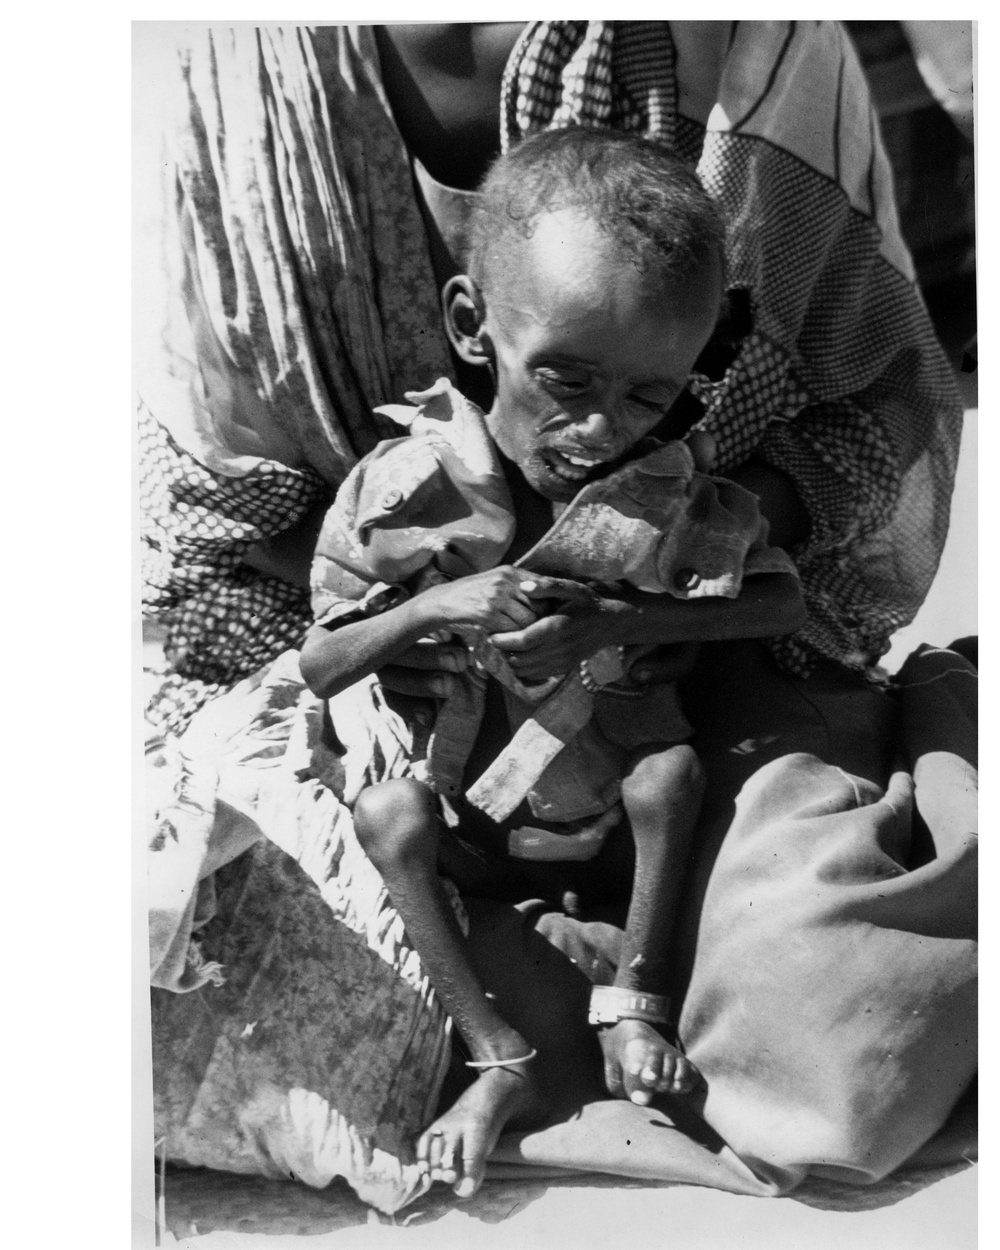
[299, 631, 339, 699]
[298, 649, 323, 697]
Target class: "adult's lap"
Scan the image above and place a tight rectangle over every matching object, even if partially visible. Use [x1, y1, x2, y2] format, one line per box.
[504, 641, 975, 1189]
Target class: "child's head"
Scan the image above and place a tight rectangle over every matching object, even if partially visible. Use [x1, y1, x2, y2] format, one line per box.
[444, 127, 725, 502]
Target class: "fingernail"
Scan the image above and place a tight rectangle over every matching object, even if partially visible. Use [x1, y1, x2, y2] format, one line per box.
[630, 1089, 651, 1105]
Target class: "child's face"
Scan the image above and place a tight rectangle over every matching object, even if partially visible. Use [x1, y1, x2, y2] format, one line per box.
[480, 209, 722, 503]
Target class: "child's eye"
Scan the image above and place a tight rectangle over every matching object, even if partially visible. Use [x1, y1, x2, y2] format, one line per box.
[535, 368, 589, 393]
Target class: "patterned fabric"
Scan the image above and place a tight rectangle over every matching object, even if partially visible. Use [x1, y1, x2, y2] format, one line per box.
[151, 638, 977, 1208]
[140, 22, 962, 738]
[147, 652, 454, 1212]
[140, 26, 453, 736]
[499, 21, 962, 679]
[140, 404, 327, 734]
[502, 22, 680, 148]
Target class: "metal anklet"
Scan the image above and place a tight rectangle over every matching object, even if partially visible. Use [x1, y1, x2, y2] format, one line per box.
[465, 1048, 538, 1070]
[588, 985, 671, 1026]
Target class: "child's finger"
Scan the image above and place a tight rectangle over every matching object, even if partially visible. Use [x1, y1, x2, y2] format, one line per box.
[497, 599, 539, 630]
[488, 625, 535, 652]
[519, 576, 598, 605]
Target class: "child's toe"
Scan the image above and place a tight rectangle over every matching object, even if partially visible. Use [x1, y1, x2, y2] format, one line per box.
[672, 1056, 699, 1093]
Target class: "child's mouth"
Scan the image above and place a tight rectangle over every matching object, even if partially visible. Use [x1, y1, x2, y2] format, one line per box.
[542, 447, 612, 483]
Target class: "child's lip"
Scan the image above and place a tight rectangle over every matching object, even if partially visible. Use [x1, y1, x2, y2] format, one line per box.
[543, 445, 617, 482]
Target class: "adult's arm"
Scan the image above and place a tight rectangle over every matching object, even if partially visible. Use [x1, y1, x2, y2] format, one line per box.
[240, 503, 331, 590]
[725, 458, 810, 553]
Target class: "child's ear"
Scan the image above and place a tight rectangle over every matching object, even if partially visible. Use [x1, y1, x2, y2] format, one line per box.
[442, 276, 492, 367]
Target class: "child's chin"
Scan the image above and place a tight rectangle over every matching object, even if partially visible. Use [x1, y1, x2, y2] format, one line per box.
[529, 461, 586, 502]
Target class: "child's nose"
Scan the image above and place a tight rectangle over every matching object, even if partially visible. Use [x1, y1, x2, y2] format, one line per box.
[573, 408, 616, 449]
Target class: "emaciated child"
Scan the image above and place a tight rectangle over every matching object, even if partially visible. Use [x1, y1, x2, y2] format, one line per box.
[300, 127, 805, 1198]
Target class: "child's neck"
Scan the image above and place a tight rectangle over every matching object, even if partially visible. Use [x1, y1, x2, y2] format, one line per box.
[500, 456, 565, 563]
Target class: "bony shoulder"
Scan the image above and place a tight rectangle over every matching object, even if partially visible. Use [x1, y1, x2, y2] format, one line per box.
[345, 379, 515, 583]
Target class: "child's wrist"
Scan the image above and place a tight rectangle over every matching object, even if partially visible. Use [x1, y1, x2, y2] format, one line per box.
[404, 592, 444, 639]
[593, 595, 632, 646]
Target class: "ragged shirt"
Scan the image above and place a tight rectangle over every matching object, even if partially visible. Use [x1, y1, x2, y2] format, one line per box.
[310, 380, 796, 833]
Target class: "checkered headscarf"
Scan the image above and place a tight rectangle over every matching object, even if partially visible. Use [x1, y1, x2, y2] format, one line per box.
[501, 21, 679, 150]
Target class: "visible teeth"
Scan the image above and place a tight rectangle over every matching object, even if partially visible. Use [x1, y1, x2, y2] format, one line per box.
[563, 454, 601, 467]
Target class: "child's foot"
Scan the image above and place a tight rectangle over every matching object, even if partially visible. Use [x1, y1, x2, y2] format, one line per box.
[416, 1063, 549, 1199]
[598, 1018, 698, 1105]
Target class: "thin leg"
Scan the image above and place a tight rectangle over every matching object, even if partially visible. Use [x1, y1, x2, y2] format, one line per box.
[598, 743, 704, 1105]
[352, 778, 549, 1197]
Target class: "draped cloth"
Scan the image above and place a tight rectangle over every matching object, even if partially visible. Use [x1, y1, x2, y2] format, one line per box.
[139, 22, 962, 736]
[498, 640, 976, 1191]
[148, 641, 976, 1211]
[499, 22, 961, 675]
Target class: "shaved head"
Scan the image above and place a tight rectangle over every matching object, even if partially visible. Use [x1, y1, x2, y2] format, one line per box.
[466, 127, 726, 305]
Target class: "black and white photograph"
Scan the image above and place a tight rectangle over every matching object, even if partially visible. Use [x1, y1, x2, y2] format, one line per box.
[133, 16, 978, 1248]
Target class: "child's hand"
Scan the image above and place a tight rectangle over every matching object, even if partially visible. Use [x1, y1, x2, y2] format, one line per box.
[377, 638, 471, 699]
[414, 566, 541, 638]
[490, 587, 623, 681]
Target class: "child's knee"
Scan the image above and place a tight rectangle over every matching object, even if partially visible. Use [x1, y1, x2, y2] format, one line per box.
[623, 743, 705, 824]
[667, 743, 705, 798]
[353, 778, 438, 869]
